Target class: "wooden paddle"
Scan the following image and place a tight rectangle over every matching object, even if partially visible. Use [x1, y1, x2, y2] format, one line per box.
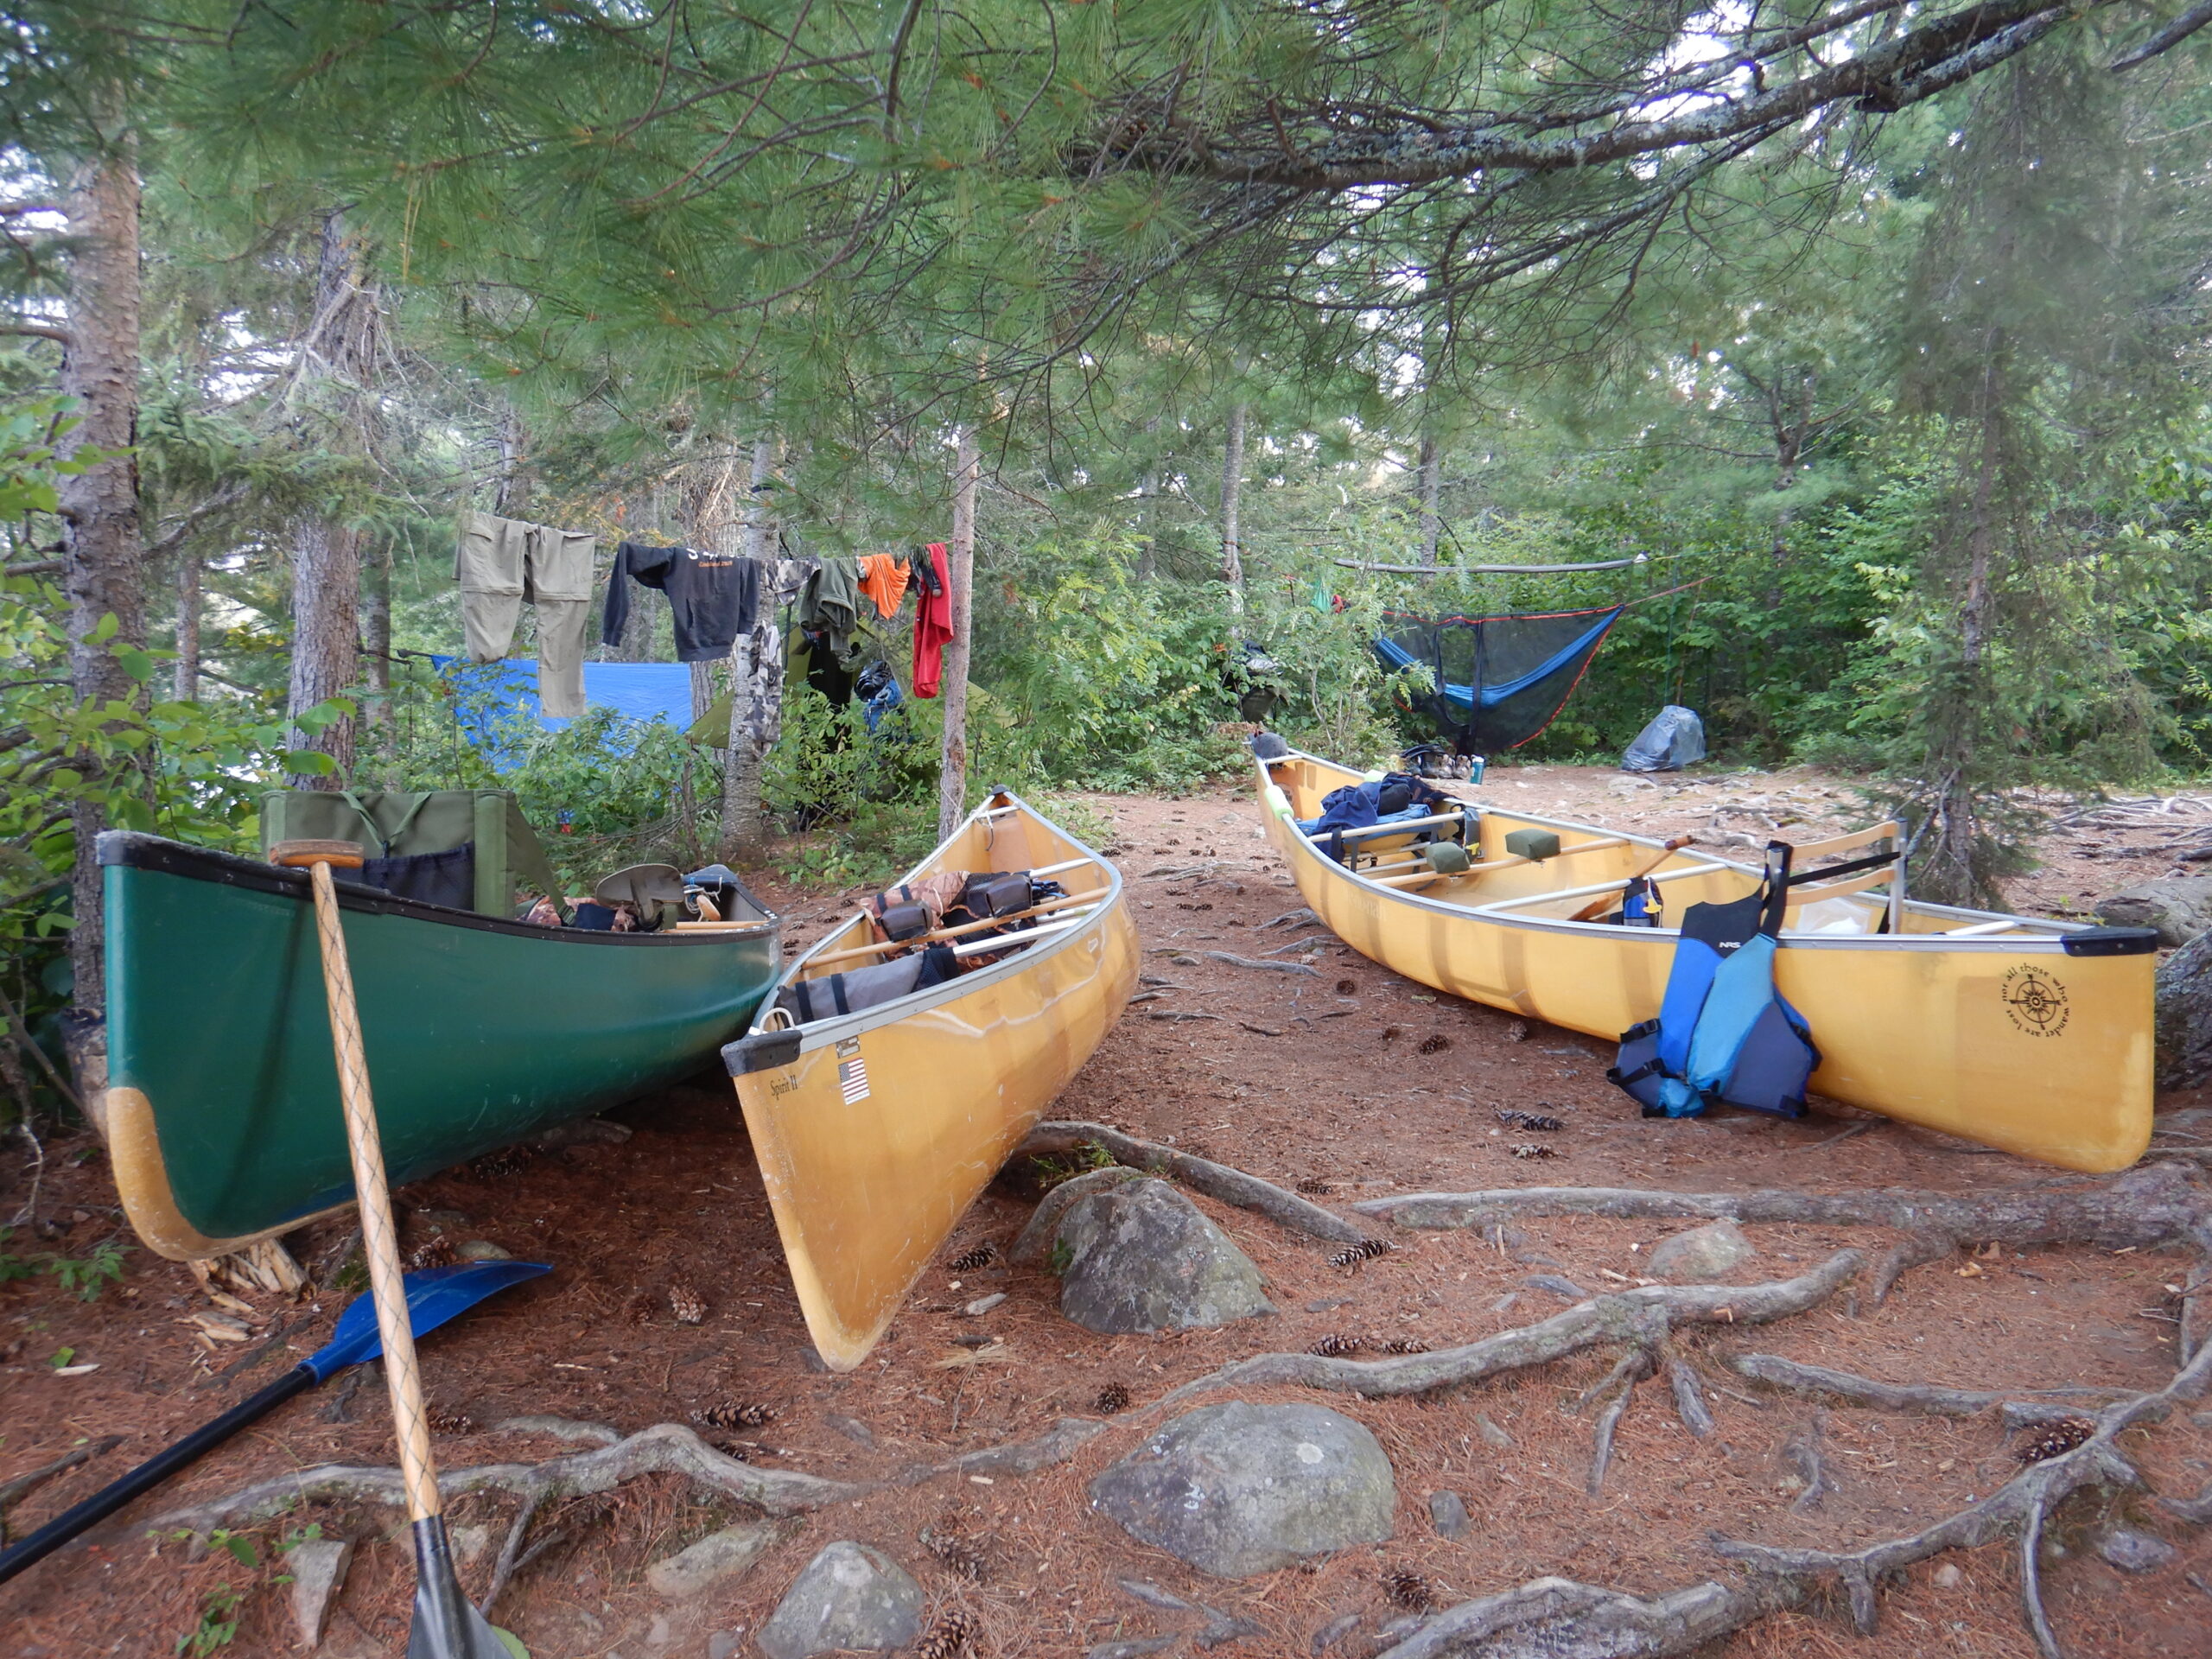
[809, 885, 1110, 969]
[1566, 835, 1695, 922]
[272, 841, 513, 1659]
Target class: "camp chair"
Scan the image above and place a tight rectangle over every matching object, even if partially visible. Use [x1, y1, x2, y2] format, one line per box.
[261, 789, 565, 918]
[594, 863, 690, 929]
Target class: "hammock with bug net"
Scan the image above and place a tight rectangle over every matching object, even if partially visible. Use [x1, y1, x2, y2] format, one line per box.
[1374, 605, 1624, 756]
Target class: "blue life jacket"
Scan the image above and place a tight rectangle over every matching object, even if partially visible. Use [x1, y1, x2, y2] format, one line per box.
[1608, 845, 1818, 1120]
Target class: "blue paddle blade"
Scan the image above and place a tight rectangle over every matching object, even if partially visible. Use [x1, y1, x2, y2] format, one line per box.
[305, 1261, 551, 1382]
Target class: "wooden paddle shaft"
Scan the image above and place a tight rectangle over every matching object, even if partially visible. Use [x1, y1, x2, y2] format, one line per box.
[290, 850, 443, 1527]
[810, 885, 1110, 969]
[1567, 835, 1696, 922]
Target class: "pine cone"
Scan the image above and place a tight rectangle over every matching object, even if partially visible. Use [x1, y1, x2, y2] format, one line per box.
[695, 1400, 775, 1430]
[1093, 1382, 1132, 1414]
[1375, 1337, 1428, 1355]
[468, 1145, 539, 1179]
[1330, 1238, 1394, 1270]
[1308, 1333, 1363, 1357]
[2017, 1417, 2096, 1464]
[1416, 1033, 1451, 1055]
[1335, 978, 1358, 996]
[922, 1528, 988, 1582]
[947, 1243, 999, 1273]
[1510, 1142, 1558, 1160]
[622, 1289, 657, 1325]
[1495, 1109, 1565, 1132]
[1504, 1020, 1530, 1042]
[669, 1281, 708, 1325]
[1382, 1569, 1434, 1611]
[407, 1236, 458, 1271]
[426, 1408, 475, 1435]
[912, 1609, 980, 1658]
[1294, 1177, 1332, 1196]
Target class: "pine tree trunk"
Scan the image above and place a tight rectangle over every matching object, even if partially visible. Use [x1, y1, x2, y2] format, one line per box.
[937, 424, 981, 842]
[286, 210, 379, 788]
[719, 434, 786, 861]
[495, 402, 530, 518]
[1220, 403, 1247, 618]
[360, 550, 391, 732]
[57, 105, 143, 1036]
[1418, 429, 1442, 569]
[173, 548, 200, 702]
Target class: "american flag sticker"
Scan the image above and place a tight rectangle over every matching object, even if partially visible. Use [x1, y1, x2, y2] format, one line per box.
[836, 1039, 870, 1104]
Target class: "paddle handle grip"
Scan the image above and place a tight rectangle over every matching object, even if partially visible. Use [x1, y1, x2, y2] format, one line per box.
[1567, 836, 1695, 923]
[306, 860, 442, 1526]
[0, 1366, 314, 1586]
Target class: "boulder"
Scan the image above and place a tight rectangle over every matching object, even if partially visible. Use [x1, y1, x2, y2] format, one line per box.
[2096, 1528, 2176, 1574]
[1644, 1218, 1756, 1283]
[2098, 877, 2212, 947]
[1427, 1490, 1471, 1540]
[2156, 930, 2212, 1088]
[1090, 1401, 1395, 1578]
[644, 1519, 792, 1599]
[285, 1537, 353, 1649]
[756, 1542, 923, 1659]
[1055, 1178, 1274, 1334]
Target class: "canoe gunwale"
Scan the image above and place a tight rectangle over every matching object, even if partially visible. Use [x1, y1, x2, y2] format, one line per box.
[728, 791, 1123, 1066]
[1257, 748, 2091, 955]
[99, 831, 776, 945]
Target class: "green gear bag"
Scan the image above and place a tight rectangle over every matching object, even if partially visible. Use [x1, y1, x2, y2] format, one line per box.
[257, 787, 565, 918]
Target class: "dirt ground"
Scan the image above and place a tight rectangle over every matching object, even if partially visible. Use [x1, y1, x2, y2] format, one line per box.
[5, 761, 2212, 1659]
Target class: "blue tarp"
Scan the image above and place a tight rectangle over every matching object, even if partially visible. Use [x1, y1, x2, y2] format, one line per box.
[430, 658, 696, 771]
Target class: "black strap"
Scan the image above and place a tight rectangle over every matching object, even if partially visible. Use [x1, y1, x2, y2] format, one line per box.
[1785, 849, 1897, 888]
[1758, 842, 1793, 938]
[830, 974, 850, 1016]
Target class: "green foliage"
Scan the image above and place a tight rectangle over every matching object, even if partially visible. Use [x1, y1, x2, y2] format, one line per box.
[45, 1238, 127, 1301]
[175, 1582, 243, 1656]
[0, 1225, 129, 1300]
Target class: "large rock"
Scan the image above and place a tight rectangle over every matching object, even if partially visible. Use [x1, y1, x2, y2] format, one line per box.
[1089, 1401, 1395, 1578]
[2157, 930, 2212, 1087]
[2098, 877, 2212, 947]
[1056, 1178, 1274, 1334]
[644, 1519, 792, 1599]
[1645, 1218, 1756, 1283]
[756, 1542, 924, 1659]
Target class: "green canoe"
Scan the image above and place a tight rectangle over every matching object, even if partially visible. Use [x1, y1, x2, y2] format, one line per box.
[96, 832, 781, 1260]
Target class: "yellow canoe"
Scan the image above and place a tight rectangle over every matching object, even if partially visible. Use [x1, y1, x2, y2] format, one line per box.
[1255, 745, 2155, 1173]
[723, 788, 1139, 1370]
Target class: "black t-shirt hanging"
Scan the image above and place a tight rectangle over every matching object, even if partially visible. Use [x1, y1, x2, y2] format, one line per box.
[605, 542, 760, 663]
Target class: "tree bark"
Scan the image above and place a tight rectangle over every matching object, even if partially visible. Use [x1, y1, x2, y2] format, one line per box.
[172, 547, 200, 702]
[285, 210, 380, 788]
[719, 433, 790, 861]
[1219, 403, 1247, 617]
[937, 423, 980, 842]
[1418, 428, 1442, 569]
[494, 401, 530, 518]
[57, 99, 143, 1035]
[360, 550, 390, 733]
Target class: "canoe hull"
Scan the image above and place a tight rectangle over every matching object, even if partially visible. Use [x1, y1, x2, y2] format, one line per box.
[99, 833, 780, 1258]
[1257, 753, 2153, 1173]
[728, 794, 1137, 1370]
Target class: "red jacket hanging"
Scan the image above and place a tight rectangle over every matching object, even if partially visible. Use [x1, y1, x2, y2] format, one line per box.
[912, 542, 954, 698]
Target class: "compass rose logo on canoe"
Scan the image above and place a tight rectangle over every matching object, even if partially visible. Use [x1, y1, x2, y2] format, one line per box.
[1999, 964, 2069, 1038]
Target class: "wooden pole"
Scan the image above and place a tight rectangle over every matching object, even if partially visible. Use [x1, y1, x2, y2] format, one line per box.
[937, 423, 980, 842]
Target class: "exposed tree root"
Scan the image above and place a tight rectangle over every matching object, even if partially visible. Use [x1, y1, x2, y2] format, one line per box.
[1353, 1161, 2211, 1250]
[152, 1417, 1103, 1536]
[1585, 1351, 1650, 1496]
[1018, 1120, 1366, 1243]
[1664, 1354, 1714, 1440]
[1372, 1573, 1800, 1659]
[1376, 1336, 2212, 1659]
[1149, 1250, 1862, 1408]
[1731, 1353, 2135, 1421]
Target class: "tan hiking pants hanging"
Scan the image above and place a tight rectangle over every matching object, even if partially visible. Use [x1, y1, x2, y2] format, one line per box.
[456, 511, 596, 717]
